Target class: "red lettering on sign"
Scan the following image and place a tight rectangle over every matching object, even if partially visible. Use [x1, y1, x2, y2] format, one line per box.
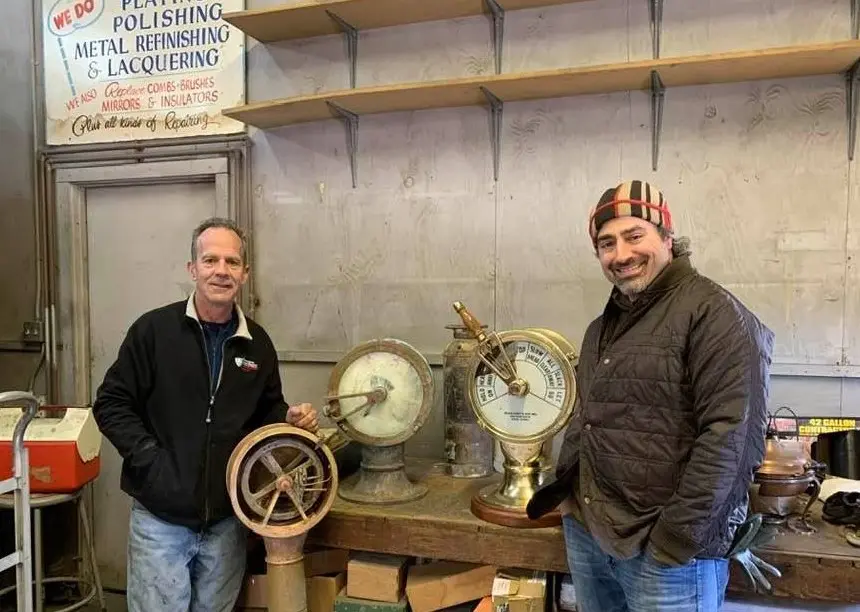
[74, 0, 94, 19]
[53, 9, 71, 30]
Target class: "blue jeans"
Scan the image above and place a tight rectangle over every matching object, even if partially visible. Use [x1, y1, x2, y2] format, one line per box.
[562, 516, 729, 612]
[127, 500, 248, 612]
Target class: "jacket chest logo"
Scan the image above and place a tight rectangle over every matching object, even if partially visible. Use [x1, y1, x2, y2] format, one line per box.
[235, 357, 259, 372]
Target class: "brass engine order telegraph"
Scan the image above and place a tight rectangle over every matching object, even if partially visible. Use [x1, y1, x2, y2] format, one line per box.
[227, 424, 338, 612]
[323, 338, 435, 504]
[452, 301, 578, 528]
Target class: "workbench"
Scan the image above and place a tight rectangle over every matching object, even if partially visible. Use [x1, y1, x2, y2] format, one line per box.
[307, 458, 860, 604]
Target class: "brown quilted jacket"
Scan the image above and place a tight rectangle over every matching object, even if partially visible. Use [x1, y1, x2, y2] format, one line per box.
[529, 254, 775, 563]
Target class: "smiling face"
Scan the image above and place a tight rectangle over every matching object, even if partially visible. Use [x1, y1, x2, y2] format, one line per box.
[595, 217, 673, 298]
[187, 226, 248, 319]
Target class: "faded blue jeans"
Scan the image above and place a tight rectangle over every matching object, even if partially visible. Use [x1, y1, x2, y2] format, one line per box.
[563, 516, 729, 612]
[127, 500, 247, 612]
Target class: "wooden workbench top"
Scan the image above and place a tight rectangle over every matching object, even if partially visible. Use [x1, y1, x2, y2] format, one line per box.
[308, 458, 860, 603]
[310, 458, 567, 571]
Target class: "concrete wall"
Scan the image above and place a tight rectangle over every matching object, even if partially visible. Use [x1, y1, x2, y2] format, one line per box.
[0, 0, 40, 394]
[2, 0, 855, 462]
[1, 0, 857, 497]
[244, 0, 860, 458]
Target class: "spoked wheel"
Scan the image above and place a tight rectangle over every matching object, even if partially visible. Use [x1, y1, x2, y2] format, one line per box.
[227, 424, 338, 539]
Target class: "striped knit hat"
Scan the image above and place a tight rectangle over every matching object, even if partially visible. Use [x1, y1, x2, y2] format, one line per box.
[588, 180, 673, 245]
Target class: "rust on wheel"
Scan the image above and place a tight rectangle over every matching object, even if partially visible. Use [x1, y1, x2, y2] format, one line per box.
[226, 423, 339, 539]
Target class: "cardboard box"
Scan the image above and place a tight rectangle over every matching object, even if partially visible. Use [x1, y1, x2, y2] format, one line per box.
[306, 548, 350, 577]
[335, 589, 409, 612]
[237, 574, 266, 610]
[491, 570, 546, 612]
[236, 571, 346, 612]
[309, 572, 347, 612]
[346, 553, 409, 603]
[405, 561, 496, 612]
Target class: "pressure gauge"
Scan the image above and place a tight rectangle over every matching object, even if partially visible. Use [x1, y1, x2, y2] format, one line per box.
[452, 302, 578, 528]
[323, 338, 434, 504]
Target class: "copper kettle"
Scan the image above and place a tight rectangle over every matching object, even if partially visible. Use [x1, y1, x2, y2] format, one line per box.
[754, 407, 826, 532]
[756, 441, 822, 498]
[755, 407, 825, 496]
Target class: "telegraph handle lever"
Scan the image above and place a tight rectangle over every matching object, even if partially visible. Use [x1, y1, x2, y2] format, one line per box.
[453, 301, 488, 342]
[452, 301, 521, 385]
[322, 388, 387, 423]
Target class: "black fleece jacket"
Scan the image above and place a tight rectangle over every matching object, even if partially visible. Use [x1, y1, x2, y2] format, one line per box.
[92, 297, 287, 531]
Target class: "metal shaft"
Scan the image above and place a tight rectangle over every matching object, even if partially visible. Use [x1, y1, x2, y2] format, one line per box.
[0, 390, 39, 612]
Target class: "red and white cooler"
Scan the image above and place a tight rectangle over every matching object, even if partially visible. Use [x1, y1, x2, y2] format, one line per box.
[0, 405, 101, 493]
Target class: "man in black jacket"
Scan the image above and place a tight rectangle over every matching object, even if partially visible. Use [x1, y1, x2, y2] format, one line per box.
[92, 217, 318, 612]
[528, 181, 774, 611]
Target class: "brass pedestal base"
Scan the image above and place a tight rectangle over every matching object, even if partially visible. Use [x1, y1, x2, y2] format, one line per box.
[338, 444, 427, 505]
[469, 440, 558, 529]
[471, 482, 561, 528]
[264, 535, 309, 612]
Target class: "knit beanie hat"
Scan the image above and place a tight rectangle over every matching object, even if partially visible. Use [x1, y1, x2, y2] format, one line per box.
[588, 180, 673, 245]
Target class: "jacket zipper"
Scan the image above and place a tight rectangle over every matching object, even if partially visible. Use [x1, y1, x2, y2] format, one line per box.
[198, 322, 232, 528]
[203, 394, 214, 526]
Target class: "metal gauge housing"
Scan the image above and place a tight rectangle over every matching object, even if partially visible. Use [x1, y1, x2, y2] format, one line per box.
[326, 338, 434, 447]
[470, 330, 576, 445]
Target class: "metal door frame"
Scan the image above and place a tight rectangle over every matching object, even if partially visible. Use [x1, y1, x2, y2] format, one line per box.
[50, 153, 248, 405]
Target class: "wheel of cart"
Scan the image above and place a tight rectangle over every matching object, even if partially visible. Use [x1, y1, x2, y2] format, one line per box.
[0, 391, 39, 612]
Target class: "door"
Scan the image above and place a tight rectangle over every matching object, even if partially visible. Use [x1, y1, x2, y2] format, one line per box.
[87, 181, 218, 588]
[52, 158, 236, 588]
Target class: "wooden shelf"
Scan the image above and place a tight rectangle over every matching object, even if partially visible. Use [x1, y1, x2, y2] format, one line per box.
[222, 40, 860, 129]
[223, 0, 592, 43]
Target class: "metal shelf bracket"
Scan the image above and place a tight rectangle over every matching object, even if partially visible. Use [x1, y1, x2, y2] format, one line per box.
[327, 11, 359, 88]
[649, 0, 664, 59]
[481, 86, 504, 181]
[484, 0, 505, 74]
[327, 101, 359, 188]
[848, 60, 860, 162]
[650, 69, 665, 172]
[853, 0, 860, 40]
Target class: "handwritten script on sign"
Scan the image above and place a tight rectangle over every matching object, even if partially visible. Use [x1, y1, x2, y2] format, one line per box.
[42, 0, 246, 145]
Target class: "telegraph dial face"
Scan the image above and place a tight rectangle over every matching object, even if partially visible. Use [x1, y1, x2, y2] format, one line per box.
[326, 339, 434, 447]
[471, 332, 575, 445]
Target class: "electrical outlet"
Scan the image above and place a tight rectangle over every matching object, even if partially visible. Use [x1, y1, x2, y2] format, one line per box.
[21, 321, 44, 343]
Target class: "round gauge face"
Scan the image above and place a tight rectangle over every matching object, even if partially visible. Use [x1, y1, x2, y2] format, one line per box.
[336, 350, 427, 440]
[474, 339, 569, 440]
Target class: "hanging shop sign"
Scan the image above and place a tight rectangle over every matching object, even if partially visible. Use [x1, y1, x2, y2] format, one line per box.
[42, 0, 246, 145]
[772, 417, 860, 439]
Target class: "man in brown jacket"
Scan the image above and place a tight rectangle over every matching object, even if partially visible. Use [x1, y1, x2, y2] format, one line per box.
[528, 180, 775, 611]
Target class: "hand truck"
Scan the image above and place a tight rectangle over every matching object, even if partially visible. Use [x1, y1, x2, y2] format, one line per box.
[0, 391, 39, 612]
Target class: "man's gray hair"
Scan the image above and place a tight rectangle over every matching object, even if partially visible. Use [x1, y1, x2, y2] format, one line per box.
[672, 236, 692, 258]
[190, 217, 247, 262]
[656, 225, 692, 257]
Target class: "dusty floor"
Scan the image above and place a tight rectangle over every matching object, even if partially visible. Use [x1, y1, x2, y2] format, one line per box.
[2, 583, 854, 611]
[60, 591, 126, 611]
[57, 592, 860, 612]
